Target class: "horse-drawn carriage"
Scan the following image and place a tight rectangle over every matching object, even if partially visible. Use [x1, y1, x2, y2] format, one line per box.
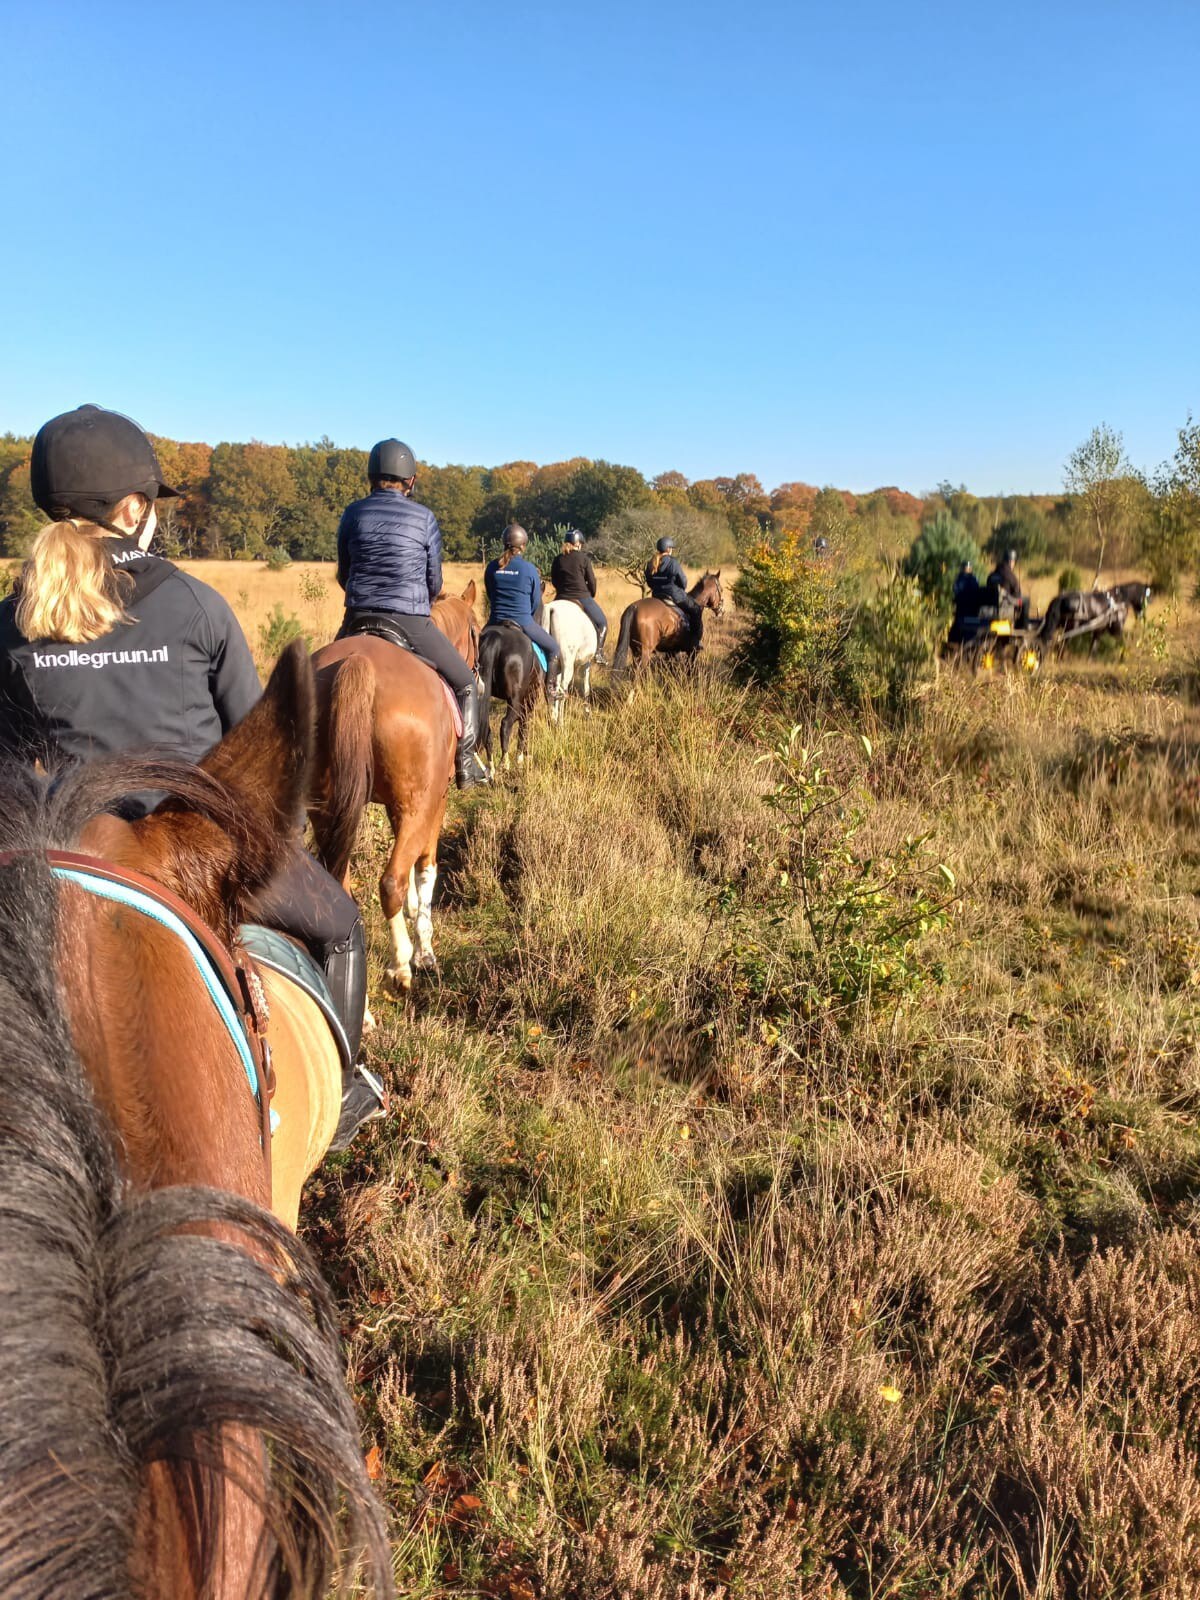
[948, 582, 1151, 676]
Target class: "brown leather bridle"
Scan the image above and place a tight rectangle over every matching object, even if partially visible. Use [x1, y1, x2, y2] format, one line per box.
[0, 848, 276, 1186]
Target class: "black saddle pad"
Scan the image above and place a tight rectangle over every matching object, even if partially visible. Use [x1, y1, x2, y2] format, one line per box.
[338, 611, 413, 653]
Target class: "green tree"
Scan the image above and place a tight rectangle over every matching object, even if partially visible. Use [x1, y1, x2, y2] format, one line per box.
[210, 441, 296, 557]
[413, 463, 486, 562]
[901, 511, 979, 608]
[1138, 414, 1200, 593]
[0, 437, 39, 557]
[1064, 423, 1136, 586]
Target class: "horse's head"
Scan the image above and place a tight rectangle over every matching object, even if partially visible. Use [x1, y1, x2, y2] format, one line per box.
[461, 579, 481, 668]
[695, 569, 725, 616]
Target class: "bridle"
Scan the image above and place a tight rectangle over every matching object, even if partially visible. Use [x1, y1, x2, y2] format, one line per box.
[0, 848, 276, 1185]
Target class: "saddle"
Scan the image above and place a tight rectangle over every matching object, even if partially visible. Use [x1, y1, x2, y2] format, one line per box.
[338, 611, 414, 653]
[482, 621, 548, 675]
[239, 924, 354, 1077]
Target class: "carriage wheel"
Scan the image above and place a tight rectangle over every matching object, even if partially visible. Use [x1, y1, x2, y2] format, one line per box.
[969, 634, 999, 676]
[1018, 638, 1043, 675]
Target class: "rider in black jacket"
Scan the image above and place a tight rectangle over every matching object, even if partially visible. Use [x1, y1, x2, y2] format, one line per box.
[549, 529, 608, 663]
[645, 536, 702, 649]
[0, 405, 383, 1148]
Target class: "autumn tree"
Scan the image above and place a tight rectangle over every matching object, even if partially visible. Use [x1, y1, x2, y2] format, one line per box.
[0, 436, 39, 556]
[1064, 424, 1137, 587]
[209, 441, 296, 557]
[417, 463, 486, 561]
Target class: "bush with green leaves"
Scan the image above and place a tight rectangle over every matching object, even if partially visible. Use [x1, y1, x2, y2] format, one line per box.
[901, 511, 979, 608]
[1058, 564, 1084, 593]
[855, 570, 942, 719]
[732, 530, 862, 701]
[258, 603, 309, 661]
[720, 726, 954, 1017]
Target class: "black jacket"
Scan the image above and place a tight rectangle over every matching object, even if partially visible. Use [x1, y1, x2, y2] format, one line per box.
[988, 560, 1021, 599]
[646, 554, 690, 600]
[0, 538, 261, 766]
[550, 550, 597, 603]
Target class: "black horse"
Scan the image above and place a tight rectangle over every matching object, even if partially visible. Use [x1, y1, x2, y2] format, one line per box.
[477, 623, 547, 775]
[1039, 588, 1132, 654]
[1107, 581, 1152, 617]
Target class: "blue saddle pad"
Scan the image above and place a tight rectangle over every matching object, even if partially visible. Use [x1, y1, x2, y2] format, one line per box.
[530, 641, 548, 674]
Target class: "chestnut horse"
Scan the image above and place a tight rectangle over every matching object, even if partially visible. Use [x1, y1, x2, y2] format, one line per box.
[612, 570, 725, 672]
[0, 642, 391, 1599]
[431, 578, 480, 669]
[310, 638, 456, 991]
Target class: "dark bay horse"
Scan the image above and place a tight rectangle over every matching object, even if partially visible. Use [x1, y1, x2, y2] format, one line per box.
[477, 624, 545, 774]
[1039, 586, 1141, 654]
[310, 636, 456, 990]
[612, 571, 725, 673]
[0, 641, 391, 1598]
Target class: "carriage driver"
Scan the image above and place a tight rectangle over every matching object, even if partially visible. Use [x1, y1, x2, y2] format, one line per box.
[549, 528, 609, 664]
[336, 439, 488, 789]
[0, 404, 385, 1149]
[986, 547, 1030, 626]
[484, 525, 564, 697]
[645, 535, 703, 650]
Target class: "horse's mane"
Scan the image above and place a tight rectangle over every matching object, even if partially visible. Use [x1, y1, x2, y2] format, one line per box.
[0, 758, 392, 1598]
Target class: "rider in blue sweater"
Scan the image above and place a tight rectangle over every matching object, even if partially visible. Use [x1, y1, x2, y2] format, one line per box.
[484, 525, 563, 696]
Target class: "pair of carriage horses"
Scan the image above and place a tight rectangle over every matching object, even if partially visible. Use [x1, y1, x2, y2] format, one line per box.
[0, 565, 723, 1598]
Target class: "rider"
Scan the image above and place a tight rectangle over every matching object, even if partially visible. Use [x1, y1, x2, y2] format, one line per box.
[645, 536, 702, 650]
[484, 525, 563, 696]
[549, 528, 608, 664]
[0, 404, 383, 1149]
[986, 547, 1030, 625]
[949, 560, 982, 643]
[336, 439, 487, 789]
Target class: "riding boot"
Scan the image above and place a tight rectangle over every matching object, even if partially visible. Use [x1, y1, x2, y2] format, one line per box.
[455, 681, 489, 789]
[594, 621, 610, 666]
[546, 655, 565, 702]
[324, 918, 386, 1152]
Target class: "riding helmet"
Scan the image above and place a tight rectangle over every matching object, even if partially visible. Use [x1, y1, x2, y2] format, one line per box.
[502, 523, 528, 550]
[368, 438, 417, 480]
[31, 404, 179, 521]
[656, 536, 675, 553]
[564, 528, 584, 547]
[1006, 548, 1017, 563]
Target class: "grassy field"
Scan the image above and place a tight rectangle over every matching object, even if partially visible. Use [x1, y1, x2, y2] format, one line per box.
[211, 565, 1200, 1597]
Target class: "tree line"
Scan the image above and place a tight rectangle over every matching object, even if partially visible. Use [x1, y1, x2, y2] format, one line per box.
[0, 421, 1195, 589]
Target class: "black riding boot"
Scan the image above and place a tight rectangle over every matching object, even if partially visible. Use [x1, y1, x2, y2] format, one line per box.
[546, 655, 564, 703]
[455, 681, 488, 789]
[594, 622, 609, 666]
[324, 918, 386, 1152]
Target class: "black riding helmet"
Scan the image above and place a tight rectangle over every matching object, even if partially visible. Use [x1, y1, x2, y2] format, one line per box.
[31, 404, 179, 523]
[656, 536, 675, 553]
[368, 438, 417, 480]
[502, 524, 528, 550]
[564, 528, 584, 547]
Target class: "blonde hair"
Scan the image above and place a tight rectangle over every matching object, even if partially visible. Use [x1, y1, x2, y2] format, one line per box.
[649, 551, 664, 576]
[15, 521, 132, 644]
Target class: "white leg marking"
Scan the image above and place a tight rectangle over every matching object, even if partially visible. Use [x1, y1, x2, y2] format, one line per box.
[414, 863, 438, 970]
[387, 907, 414, 991]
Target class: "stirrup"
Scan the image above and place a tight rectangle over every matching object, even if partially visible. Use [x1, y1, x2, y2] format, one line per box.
[328, 1064, 387, 1154]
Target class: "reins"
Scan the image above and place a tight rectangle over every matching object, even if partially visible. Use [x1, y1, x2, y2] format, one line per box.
[0, 848, 276, 1188]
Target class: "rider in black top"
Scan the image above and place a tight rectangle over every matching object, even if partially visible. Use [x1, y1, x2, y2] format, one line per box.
[549, 529, 609, 663]
[645, 535, 702, 649]
[0, 405, 383, 1147]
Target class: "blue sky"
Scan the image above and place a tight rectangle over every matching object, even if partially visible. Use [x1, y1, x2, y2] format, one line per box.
[2, 0, 1196, 493]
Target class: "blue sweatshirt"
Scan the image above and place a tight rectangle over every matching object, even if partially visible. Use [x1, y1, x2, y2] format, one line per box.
[485, 554, 542, 624]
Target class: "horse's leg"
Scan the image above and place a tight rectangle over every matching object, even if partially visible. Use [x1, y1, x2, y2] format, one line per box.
[411, 796, 446, 973]
[582, 660, 592, 714]
[501, 700, 518, 770]
[380, 808, 425, 992]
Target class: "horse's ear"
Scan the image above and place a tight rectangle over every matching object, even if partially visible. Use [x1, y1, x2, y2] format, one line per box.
[134, 641, 315, 930]
[463, 578, 477, 604]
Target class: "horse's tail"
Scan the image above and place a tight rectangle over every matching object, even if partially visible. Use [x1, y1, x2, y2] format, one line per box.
[477, 629, 499, 761]
[613, 603, 637, 670]
[0, 850, 393, 1598]
[316, 653, 375, 882]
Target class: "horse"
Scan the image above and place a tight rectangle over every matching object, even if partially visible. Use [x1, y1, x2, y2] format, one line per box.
[432, 578, 480, 669]
[0, 639, 391, 1599]
[310, 635, 456, 992]
[477, 624, 545, 774]
[1107, 580, 1152, 617]
[612, 571, 725, 673]
[1039, 588, 1131, 655]
[544, 599, 597, 723]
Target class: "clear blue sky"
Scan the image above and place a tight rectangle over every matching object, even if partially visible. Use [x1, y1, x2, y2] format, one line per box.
[2, 0, 1196, 494]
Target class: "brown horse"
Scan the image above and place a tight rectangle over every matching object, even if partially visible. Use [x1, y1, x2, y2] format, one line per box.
[612, 570, 725, 672]
[0, 641, 391, 1598]
[310, 637, 455, 991]
[432, 577, 480, 669]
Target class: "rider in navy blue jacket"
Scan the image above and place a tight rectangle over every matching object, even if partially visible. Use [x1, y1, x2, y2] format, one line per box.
[336, 438, 486, 788]
[484, 525, 562, 695]
[645, 536, 702, 648]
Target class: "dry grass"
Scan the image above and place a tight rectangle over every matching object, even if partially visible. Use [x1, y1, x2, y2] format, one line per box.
[204, 566, 1200, 1597]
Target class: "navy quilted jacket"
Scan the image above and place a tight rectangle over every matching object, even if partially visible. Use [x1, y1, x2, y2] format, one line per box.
[336, 487, 443, 615]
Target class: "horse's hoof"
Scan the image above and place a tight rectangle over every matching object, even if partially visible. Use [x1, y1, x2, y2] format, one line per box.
[413, 950, 439, 974]
[385, 966, 413, 995]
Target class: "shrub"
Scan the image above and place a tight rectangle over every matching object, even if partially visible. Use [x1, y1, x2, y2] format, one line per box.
[902, 511, 979, 608]
[733, 530, 860, 699]
[265, 545, 291, 572]
[855, 570, 942, 719]
[1058, 564, 1084, 592]
[258, 603, 308, 659]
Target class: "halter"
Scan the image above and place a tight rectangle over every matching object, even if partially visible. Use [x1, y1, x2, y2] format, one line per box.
[0, 849, 275, 1181]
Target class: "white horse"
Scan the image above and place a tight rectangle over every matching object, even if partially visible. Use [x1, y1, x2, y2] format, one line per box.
[544, 600, 598, 724]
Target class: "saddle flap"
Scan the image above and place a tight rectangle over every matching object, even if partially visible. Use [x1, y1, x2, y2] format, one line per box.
[238, 924, 354, 1077]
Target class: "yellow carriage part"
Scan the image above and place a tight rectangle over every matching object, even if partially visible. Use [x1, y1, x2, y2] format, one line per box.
[1020, 647, 1040, 673]
[989, 619, 1013, 636]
